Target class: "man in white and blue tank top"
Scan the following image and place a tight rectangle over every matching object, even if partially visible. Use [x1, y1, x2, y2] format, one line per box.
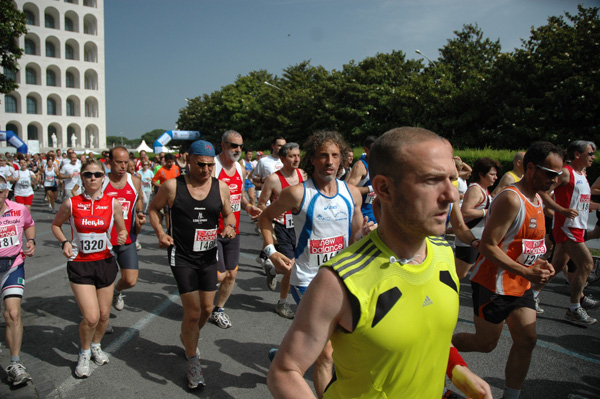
[258, 130, 372, 398]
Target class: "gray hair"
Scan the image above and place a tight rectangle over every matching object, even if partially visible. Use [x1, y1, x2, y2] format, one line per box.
[567, 140, 596, 160]
[279, 142, 300, 158]
[222, 130, 242, 143]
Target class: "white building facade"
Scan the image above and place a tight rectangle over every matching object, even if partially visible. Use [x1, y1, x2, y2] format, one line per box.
[1, 0, 106, 153]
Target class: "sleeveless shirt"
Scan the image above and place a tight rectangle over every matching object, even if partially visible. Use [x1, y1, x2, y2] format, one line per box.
[69, 193, 115, 262]
[103, 173, 138, 245]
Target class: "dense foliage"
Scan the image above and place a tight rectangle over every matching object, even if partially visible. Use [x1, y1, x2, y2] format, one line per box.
[177, 6, 599, 151]
[0, 0, 26, 94]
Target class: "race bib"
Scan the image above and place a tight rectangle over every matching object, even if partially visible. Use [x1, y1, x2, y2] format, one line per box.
[117, 198, 131, 220]
[365, 191, 377, 205]
[579, 194, 591, 212]
[79, 232, 107, 254]
[285, 213, 294, 229]
[18, 178, 30, 188]
[518, 239, 547, 267]
[230, 193, 241, 213]
[309, 235, 345, 266]
[142, 180, 151, 188]
[193, 228, 217, 252]
[45, 175, 55, 182]
[0, 225, 19, 249]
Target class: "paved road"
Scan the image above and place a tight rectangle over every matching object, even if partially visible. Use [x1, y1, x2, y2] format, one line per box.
[0, 191, 599, 398]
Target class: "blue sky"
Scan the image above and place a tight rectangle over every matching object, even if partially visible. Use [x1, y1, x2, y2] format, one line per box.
[104, 0, 598, 140]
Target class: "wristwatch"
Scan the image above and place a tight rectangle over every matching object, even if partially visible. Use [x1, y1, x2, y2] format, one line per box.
[27, 238, 36, 245]
[61, 240, 71, 249]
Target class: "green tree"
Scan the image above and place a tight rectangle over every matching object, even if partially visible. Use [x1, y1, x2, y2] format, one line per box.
[0, 0, 27, 94]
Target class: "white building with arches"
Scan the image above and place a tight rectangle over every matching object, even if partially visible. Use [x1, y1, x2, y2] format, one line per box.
[1, 0, 106, 153]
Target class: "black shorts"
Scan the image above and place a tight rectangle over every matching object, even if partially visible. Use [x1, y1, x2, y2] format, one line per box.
[171, 263, 218, 294]
[455, 246, 480, 264]
[67, 257, 118, 289]
[472, 281, 535, 324]
[113, 243, 139, 270]
[274, 222, 297, 260]
[44, 186, 57, 192]
[216, 235, 240, 273]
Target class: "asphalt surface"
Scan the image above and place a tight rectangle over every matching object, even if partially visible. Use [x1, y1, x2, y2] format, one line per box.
[0, 190, 599, 399]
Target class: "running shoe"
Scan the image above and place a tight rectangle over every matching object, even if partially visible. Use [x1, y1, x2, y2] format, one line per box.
[113, 292, 125, 311]
[186, 357, 206, 389]
[275, 302, 294, 319]
[266, 262, 277, 291]
[105, 322, 114, 334]
[209, 309, 232, 329]
[581, 294, 600, 310]
[534, 297, 544, 314]
[565, 307, 598, 326]
[91, 345, 109, 365]
[75, 352, 91, 378]
[6, 362, 32, 386]
[135, 240, 142, 251]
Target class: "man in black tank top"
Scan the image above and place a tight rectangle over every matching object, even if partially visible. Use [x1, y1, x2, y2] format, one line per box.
[148, 140, 236, 389]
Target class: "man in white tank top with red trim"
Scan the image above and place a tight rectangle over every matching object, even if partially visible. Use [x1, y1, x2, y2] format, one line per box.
[258, 142, 307, 319]
[102, 147, 146, 313]
[454, 142, 560, 399]
[539, 140, 600, 325]
[209, 131, 261, 329]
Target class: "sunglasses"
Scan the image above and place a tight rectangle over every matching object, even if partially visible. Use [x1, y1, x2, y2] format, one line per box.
[535, 164, 562, 178]
[226, 142, 244, 149]
[196, 161, 216, 168]
[82, 171, 105, 178]
[588, 152, 595, 156]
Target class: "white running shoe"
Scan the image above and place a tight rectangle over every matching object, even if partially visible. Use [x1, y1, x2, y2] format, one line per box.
[75, 352, 91, 378]
[113, 292, 125, 311]
[91, 345, 109, 365]
[187, 358, 206, 388]
[6, 362, 32, 386]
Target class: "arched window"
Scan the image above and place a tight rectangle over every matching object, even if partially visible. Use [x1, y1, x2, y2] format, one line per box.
[65, 44, 74, 60]
[5, 95, 17, 113]
[65, 17, 74, 32]
[28, 125, 38, 140]
[47, 98, 57, 115]
[6, 124, 19, 137]
[3, 67, 16, 82]
[66, 72, 75, 88]
[46, 70, 56, 86]
[25, 10, 35, 25]
[26, 67, 37, 84]
[48, 125, 58, 145]
[25, 39, 36, 55]
[45, 14, 55, 28]
[27, 97, 38, 114]
[46, 42, 56, 57]
[66, 99, 75, 116]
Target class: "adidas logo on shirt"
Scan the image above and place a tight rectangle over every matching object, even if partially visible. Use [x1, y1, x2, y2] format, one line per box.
[422, 296, 433, 307]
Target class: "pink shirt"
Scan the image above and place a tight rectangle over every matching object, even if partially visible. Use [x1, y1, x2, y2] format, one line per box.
[0, 200, 35, 268]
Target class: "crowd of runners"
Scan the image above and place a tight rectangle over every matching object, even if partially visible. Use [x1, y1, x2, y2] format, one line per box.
[0, 129, 598, 399]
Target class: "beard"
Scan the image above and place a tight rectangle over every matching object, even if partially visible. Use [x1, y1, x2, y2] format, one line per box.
[227, 151, 241, 162]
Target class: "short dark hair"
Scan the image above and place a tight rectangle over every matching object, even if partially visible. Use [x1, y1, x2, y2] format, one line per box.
[472, 157, 501, 183]
[271, 136, 285, 145]
[164, 153, 175, 162]
[363, 135, 378, 150]
[523, 142, 563, 170]
[279, 143, 299, 158]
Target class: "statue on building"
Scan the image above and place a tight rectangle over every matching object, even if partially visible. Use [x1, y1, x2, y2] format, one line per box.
[71, 133, 77, 148]
[51, 133, 58, 148]
[89, 133, 94, 148]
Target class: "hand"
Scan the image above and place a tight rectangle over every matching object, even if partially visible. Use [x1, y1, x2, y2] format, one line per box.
[117, 231, 128, 246]
[526, 258, 555, 284]
[270, 252, 293, 274]
[471, 239, 481, 250]
[560, 207, 578, 219]
[451, 365, 493, 399]
[158, 233, 174, 248]
[220, 225, 236, 239]
[62, 242, 73, 258]
[23, 240, 35, 257]
[136, 212, 146, 230]
[246, 204, 262, 220]
[362, 216, 377, 237]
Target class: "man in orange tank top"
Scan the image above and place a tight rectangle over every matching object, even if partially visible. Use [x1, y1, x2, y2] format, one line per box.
[453, 142, 561, 399]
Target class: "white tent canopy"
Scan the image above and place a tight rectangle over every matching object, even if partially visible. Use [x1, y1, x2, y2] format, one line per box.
[135, 140, 153, 153]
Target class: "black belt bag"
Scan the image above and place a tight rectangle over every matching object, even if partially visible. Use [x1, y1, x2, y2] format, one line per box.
[0, 256, 17, 273]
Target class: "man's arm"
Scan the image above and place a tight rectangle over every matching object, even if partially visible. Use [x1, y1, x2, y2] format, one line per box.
[345, 160, 369, 195]
[257, 174, 278, 211]
[538, 167, 577, 219]
[347, 184, 369, 244]
[460, 186, 486, 221]
[218, 180, 237, 238]
[132, 174, 146, 230]
[151, 169, 163, 188]
[491, 173, 515, 197]
[148, 178, 176, 248]
[479, 191, 554, 284]
[258, 184, 303, 273]
[240, 167, 261, 218]
[450, 199, 478, 247]
[268, 267, 351, 398]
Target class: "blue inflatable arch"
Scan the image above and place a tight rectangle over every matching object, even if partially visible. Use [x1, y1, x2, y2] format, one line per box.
[153, 130, 201, 153]
[0, 130, 28, 154]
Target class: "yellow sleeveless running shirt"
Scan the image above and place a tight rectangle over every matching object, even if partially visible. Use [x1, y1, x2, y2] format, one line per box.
[323, 230, 459, 399]
[506, 170, 521, 183]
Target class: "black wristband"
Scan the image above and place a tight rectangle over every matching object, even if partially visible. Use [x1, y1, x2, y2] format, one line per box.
[27, 238, 36, 245]
[61, 240, 70, 249]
